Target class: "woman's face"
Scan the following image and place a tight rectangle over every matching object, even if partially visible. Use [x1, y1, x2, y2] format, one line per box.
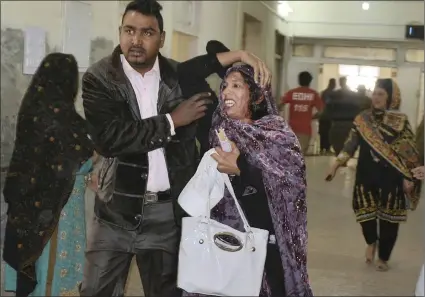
[221, 71, 251, 121]
[371, 86, 389, 110]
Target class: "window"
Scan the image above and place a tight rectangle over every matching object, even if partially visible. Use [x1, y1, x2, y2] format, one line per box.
[405, 49, 424, 63]
[292, 44, 314, 57]
[338, 64, 379, 91]
[359, 66, 379, 77]
[325, 46, 396, 61]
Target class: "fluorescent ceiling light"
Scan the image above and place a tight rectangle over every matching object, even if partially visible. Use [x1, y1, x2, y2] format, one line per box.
[362, 2, 370, 10]
[278, 1, 293, 17]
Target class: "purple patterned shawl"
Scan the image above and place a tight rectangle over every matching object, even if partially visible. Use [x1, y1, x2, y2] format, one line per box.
[184, 65, 312, 296]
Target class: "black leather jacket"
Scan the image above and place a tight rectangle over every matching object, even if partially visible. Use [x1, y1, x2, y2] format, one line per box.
[327, 88, 363, 122]
[82, 46, 224, 230]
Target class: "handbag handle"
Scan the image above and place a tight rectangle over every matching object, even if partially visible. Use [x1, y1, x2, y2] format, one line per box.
[223, 174, 253, 233]
[204, 170, 252, 234]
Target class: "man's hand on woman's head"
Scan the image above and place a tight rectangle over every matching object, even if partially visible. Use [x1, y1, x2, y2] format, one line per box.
[212, 142, 241, 176]
[216, 50, 271, 88]
[239, 51, 271, 88]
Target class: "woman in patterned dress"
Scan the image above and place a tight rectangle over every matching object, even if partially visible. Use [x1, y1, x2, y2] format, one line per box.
[413, 118, 423, 296]
[2, 53, 94, 296]
[326, 78, 421, 271]
[185, 64, 311, 297]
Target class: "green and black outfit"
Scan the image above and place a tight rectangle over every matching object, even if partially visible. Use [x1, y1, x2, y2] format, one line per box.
[2, 53, 93, 296]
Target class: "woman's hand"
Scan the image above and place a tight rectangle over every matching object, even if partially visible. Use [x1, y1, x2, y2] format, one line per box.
[92, 150, 100, 164]
[211, 142, 241, 175]
[86, 172, 99, 192]
[325, 162, 339, 181]
[403, 179, 414, 194]
[240, 51, 271, 88]
[412, 166, 425, 180]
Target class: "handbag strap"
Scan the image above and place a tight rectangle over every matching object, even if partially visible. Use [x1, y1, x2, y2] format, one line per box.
[223, 174, 253, 233]
[205, 172, 252, 233]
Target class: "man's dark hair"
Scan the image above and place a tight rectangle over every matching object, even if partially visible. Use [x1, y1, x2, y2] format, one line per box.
[122, 0, 164, 32]
[328, 78, 336, 89]
[298, 71, 313, 87]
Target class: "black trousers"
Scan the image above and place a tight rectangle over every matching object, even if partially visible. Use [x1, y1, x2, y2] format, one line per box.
[329, 121, 353, 156]
[263, 244, 286, 297]
[80, 200, 181, 297]
[360, 219, 399, 262]
[318, 119, 331, 151]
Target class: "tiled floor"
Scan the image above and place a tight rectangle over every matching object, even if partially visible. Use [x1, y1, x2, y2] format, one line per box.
[123, 156, 424, 296]
[2, 156, 424, 296]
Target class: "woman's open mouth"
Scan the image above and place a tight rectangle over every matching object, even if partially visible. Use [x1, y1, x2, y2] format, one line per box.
[224, 100, 235, 107]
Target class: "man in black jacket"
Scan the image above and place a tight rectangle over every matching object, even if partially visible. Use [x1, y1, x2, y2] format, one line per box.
[176, 40, 230, 157]
[80, 1, 270, 296]
[319, 78, 336, 155]
[327, 76, 362, 156]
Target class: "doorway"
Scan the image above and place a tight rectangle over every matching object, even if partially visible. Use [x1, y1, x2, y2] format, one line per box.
[170, 31, 198, 62]
[242, 13, 263, 57]
[274, 31, 285, 98]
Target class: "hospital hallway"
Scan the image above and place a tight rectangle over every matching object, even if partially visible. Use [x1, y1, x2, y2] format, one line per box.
[122, 156, 424, 296]
[1, 156, 423, 296]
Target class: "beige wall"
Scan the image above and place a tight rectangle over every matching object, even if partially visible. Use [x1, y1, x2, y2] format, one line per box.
[170, 31, 198, 62]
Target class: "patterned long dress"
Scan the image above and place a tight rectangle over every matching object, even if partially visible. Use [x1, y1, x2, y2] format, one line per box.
[336, 111, 421, 223]
[4, 159, 92, 296]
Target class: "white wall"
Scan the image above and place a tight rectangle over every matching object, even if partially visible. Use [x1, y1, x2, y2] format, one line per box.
[0, 1, 287, 64]
[1, 0, 290, 112]
[160, 1, 288, 95]
[160, 1, 288, 69]
[1, 1, 120, 49]
[286, 1, 424, 40]
[243, 21, 263, 58]
[3, 1, 422, 106]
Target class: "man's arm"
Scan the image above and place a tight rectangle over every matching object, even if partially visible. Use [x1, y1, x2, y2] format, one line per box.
[314, 91, 324, 111]
[178, 50, 270, 85]
[82, 72, 172, 157]
[177, 53, 225, 80]
[177, 50, 248, 81]
[311, 91, 324, 119]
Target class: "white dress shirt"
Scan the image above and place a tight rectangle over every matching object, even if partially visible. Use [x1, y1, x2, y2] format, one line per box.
[121, 55, 175, 192]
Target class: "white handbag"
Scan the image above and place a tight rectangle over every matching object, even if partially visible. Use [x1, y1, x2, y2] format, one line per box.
[177, 173, 269, 296]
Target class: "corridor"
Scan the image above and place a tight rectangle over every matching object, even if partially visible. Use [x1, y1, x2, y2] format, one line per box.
[122, 156, 424, 296]
[1, 156, 423, 296]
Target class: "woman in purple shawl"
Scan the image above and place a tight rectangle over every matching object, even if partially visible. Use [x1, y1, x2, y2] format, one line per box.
[198, 64, 312, 296]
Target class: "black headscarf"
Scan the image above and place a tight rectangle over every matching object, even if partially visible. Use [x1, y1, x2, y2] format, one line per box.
[2, 53, 93, 295]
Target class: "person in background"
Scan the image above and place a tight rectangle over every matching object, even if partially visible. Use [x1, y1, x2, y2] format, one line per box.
[281, 71, 323, 155]
[4, 154, 98, 297]
[356, 84, 372, 111]
[318, 78, 336, 155]
[327, 76, 362, 156]
[325, 78, 421, 272]
[2, 53, 94, 297]
[79, 1, 271, 296]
